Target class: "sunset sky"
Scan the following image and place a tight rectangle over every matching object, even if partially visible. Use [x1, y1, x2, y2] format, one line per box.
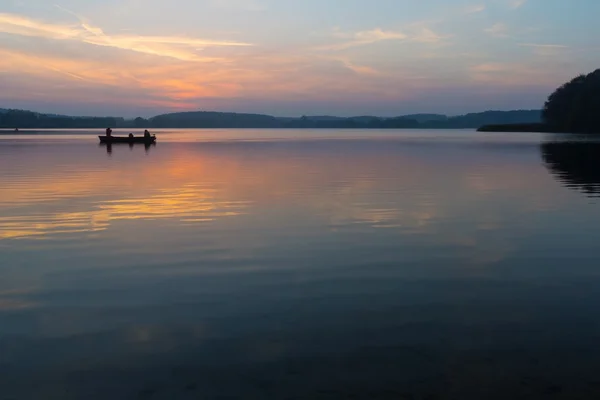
[0, 0, 598, 117]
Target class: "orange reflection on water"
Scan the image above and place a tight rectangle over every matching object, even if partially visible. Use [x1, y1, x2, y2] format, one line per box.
[0, 184, 249, 240]
[98, 186, 247, 223]
[0, 146, 254, 240]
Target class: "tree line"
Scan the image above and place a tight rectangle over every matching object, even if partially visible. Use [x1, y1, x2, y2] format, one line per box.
[0, 109, 121, 129]
[1, 108, 543, 130]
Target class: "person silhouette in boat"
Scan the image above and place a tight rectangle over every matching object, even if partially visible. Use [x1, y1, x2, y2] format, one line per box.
[144, 129, 151, 139]
[106, 127, 113, 138]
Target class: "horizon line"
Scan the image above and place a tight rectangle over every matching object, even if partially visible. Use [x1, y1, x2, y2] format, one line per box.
[0, 106, 542, 120]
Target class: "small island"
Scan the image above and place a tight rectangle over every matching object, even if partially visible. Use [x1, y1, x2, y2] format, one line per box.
[479, 69, 600, 133]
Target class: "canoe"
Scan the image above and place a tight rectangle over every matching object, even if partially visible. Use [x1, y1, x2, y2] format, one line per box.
[99, 135, 156, 144]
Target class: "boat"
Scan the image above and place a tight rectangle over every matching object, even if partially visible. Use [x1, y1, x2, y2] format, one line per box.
[99, 135, 156, 144]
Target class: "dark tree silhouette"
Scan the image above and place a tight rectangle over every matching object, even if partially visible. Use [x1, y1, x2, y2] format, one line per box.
[0, 109, 119, 129]
[134, 117, 148, 128]
[541, 140, 600, 197]
[543, 69, 600, 133]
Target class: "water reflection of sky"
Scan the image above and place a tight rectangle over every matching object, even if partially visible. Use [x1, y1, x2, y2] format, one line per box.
[3, 132, 600, 399]
[0, 136, 597, 285]
[0, 185, 248, 240]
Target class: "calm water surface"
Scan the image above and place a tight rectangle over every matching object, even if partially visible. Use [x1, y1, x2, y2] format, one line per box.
[2, 129, 600, 399]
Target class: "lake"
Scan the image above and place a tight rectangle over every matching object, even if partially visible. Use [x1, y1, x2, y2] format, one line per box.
[2, 129, 600, 399]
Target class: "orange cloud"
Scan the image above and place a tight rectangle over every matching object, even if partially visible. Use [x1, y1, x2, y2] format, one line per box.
[0, 40, 430, 111]
[0, 12, 251, 61]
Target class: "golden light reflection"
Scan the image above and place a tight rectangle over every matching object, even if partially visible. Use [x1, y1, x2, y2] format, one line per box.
[0, 145, 260, 239]
[0, 185, 248, 240]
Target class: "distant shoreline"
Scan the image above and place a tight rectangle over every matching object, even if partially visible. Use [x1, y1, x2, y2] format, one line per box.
[477, 123, 558, 133]
[0, 125, 565, 134]
[0, 109, 543, 130]
[1, 127, 480, 133]
[477, 123, 600, 134]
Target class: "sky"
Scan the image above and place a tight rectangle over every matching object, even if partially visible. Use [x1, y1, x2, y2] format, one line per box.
[0, 0, 598, 117]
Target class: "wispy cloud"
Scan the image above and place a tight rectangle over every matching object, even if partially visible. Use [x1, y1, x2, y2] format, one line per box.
[0, 13, 80, 39]
[468, 61, 559, 86]
[410, 26, 446, 43]
[519, 43, 567, 49]
[321, 24, 445, 50]
[334, 58, 383, 76]
[0, 12, 252, 61]
[332, 28, 407, 49]
[464, 4, 486, 14]
[508, 0, 527, 9]
[484, 23, 509, 38]
[209, 0, 266, 11]
[519, 43, 568, 56]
